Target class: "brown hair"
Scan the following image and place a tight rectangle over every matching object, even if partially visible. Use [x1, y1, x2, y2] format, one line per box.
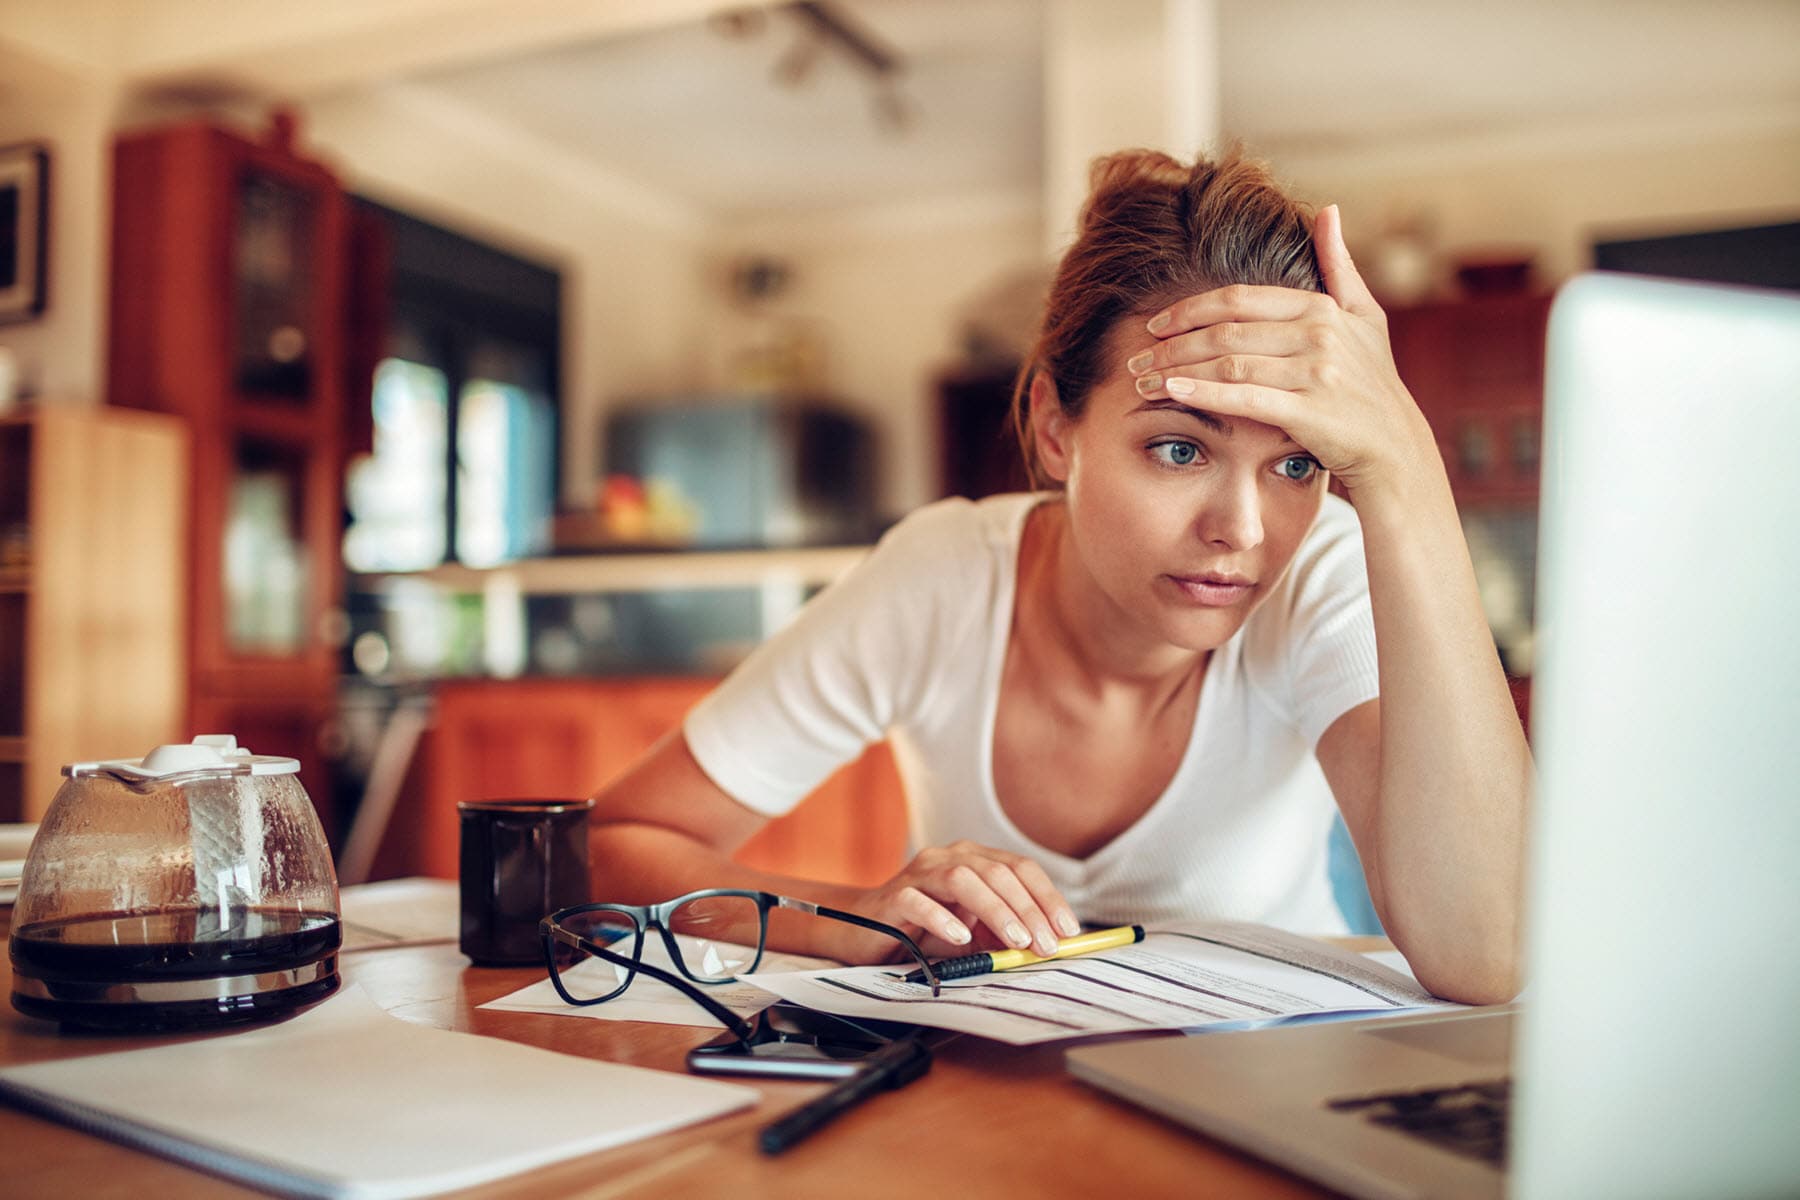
[1013, 147, 1323, 486]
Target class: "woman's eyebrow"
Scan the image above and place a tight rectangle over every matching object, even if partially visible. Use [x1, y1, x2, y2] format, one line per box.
[1130, 399, 1305, 451]
[1131, 398, 1233, 436]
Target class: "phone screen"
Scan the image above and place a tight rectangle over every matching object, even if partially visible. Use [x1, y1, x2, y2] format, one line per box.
[685, 1005, 902, 1080]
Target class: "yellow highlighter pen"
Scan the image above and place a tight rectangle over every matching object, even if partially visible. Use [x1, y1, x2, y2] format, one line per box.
[903, 924, 1145, 985]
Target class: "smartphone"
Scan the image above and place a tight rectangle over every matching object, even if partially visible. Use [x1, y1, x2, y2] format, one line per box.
[686, 1004, 911, 1080]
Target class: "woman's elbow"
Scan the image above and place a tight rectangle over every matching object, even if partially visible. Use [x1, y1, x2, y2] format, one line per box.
[1412, 940, 1522, 1006]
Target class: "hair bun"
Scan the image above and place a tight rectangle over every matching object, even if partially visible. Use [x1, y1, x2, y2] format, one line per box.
[1078, 149, 1189, 233]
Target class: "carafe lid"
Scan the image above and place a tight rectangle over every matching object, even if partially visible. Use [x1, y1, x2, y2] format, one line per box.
[63, 734, 301, 783]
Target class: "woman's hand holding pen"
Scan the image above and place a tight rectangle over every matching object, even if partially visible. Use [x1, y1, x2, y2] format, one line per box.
[1128, 204, 1441, 506]
[821, 840, 1078, 964]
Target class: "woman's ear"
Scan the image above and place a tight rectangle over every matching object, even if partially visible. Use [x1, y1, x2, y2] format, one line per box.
[1029, 375, 1073, 484]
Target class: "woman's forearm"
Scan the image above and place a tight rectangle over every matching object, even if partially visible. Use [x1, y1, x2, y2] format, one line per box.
[583, 730, 873, 959]
[1353, 455, 1532, 1004]
[587, 821, 867, 959]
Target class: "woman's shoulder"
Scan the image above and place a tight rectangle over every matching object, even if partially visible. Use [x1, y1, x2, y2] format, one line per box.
[1235, 492, 1380, 735]
[1306, 491, 1365, 545]
[873, 491, 1045, 570]
[1239, 494, 1373, 664]
[1283, 493, 1368, 589]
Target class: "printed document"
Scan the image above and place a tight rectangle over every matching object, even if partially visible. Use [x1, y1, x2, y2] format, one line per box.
[743, 921, 1457, 1046]
[483, 933, 832, 1028]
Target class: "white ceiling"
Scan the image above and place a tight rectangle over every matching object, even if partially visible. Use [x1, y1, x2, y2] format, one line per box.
[410, 0, 1046, 217]
[395, 0, 1800, 220]
[1216, 0, 1800, 154]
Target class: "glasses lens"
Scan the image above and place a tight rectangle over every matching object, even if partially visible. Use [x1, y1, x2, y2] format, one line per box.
[550, 907, 642, 1003]
[667, 893, 765, 982]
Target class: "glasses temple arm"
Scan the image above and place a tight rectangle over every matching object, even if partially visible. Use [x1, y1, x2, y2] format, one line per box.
[565, 931, 758, 1044]
[812, 903, 941, 995]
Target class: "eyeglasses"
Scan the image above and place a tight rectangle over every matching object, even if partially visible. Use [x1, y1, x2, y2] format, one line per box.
[539, 889, 941, 1042]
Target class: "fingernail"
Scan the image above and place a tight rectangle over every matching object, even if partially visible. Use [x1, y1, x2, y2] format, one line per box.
[945, 920, 971, 945]
[1147, 311, 1172, 334]
[1134, 372, 1162, 396]
[1057, 911, 1081, 937]
[1165, 376, 1197, 396]
[1125, 350, 1154, 374]
[1035, 931, 1059, 956]
[1004, 921, 1030, 948]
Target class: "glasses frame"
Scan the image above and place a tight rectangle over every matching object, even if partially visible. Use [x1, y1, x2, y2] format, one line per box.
[538, 888, 941, 1044]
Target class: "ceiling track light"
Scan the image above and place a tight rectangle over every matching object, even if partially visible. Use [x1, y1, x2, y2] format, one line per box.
[870, 83, 914, 136]
[714, 1, 916, 136]
[773, 29, 826, 88]
[788, 1, 900, 79]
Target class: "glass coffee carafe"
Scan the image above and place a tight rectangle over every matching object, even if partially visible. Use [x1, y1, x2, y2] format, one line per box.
[9, 735, 341, 1030]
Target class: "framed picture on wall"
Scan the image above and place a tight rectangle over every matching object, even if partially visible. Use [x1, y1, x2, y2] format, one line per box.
[0, 143, 50, 324]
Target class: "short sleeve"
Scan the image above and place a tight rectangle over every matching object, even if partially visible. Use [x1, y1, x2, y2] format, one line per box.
[1243, 495, 1382, 746]
[683, 498, 990, 816]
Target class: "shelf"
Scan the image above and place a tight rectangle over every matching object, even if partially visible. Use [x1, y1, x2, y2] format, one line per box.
[354, 544, 873, 597]
[0, 406, 188, 822]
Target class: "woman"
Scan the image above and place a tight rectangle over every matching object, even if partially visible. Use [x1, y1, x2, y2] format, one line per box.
[589, 149, 1530, 1005]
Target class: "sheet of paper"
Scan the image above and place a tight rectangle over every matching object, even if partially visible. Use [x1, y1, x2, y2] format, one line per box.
[0, 983, 756, 1200]
[338, 877, 460, 952]
[1360, 948, 1416, 982]
[483, 933, 836, 1029]
[741, 921, 1459, 1046]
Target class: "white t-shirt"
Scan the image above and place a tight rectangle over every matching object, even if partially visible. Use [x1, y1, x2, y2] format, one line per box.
[685, 492, 1381, 935]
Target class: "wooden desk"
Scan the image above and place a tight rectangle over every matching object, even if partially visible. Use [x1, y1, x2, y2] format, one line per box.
[1, 907, 1377, 1199]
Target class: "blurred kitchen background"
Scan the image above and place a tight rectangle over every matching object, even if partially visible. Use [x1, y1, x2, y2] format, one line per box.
[2, 0, 1797, 884]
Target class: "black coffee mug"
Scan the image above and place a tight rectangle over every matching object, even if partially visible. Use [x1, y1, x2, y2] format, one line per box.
[458, 798, 594, 966]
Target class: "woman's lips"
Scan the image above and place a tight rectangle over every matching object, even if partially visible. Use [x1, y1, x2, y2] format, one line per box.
[1168, 575, 1255, 607]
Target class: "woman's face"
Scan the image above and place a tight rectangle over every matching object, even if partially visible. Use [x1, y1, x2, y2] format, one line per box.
[1040, 319, 1328, 655]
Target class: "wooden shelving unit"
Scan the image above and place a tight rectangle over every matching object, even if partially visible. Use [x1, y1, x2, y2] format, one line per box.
[0, 406, 188, 821]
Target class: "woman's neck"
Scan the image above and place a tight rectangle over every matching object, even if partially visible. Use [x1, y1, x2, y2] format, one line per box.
[1017, 500, 1206, 708]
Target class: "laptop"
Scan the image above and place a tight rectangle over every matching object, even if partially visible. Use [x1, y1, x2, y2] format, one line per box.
[1067, 273, 1800, 1200]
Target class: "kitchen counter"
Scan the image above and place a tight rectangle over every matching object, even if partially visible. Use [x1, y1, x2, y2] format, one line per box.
[354, 544, 872, 597]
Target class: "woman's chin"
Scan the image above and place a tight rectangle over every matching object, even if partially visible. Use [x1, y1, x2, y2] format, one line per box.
[1148, 608, 1247, 656]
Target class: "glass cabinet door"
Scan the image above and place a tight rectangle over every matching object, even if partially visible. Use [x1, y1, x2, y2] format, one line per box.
[224, 438, 310, 655]
[232, 173, 318, 401]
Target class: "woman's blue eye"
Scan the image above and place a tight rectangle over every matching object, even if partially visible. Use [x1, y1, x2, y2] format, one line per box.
[1279, 455, 1319, 483]
[1151, 442, 1199, 467]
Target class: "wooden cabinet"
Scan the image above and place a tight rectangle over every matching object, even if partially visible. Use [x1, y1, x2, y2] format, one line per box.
[0, 407, 187, 820]
[106, 116, 351, 839]
[364, 678, 910, 889]
[1388, 292, 1553, 508]
[1389, 292, 1551, 728]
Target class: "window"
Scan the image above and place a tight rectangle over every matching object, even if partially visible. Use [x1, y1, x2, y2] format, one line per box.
[342, 200, 561, 572]
[342, 359, 448, 573]
[455, 377, 555, 568]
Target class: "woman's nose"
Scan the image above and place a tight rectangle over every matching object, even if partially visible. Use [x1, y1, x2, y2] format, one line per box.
[1196, 475, 1264, 550]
